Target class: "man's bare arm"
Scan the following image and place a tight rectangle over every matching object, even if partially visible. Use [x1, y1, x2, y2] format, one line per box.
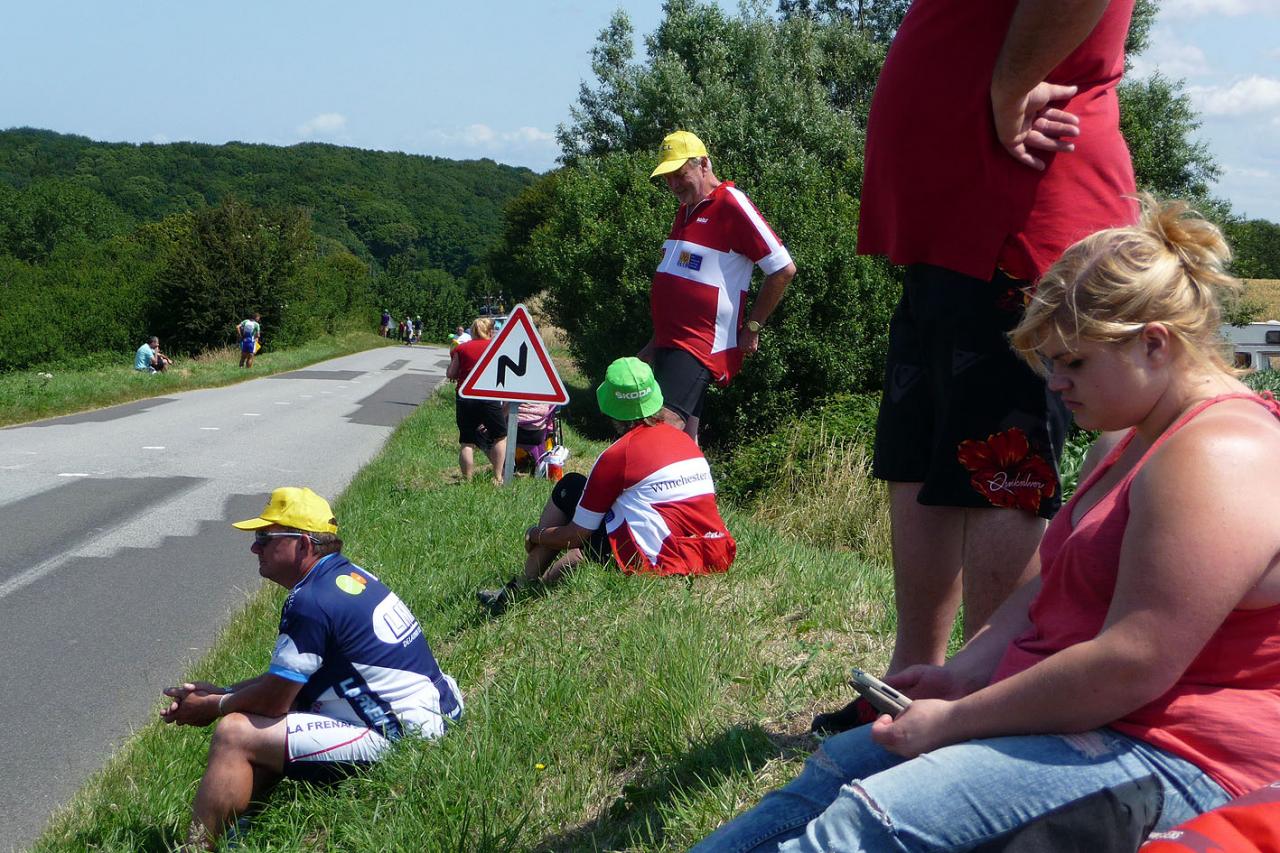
[162, 673, 303, 727]
[992, 0, 1112, 170]
[741, 262, 796, 355]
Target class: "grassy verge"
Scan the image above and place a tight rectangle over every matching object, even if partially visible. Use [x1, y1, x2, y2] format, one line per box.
[0, 332, 395, 428]
[35, 385, 893, 852]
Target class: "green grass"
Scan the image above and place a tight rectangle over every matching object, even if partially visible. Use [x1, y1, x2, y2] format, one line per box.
[34, 385, 893, 852]
[0, 331, 394, 428]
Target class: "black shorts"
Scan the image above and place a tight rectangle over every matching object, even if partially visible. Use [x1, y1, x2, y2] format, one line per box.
[651, 347, 711, 421]
[455, 397, 507, 449]
[872, 264, 1068, 519]
[549, 473, 611, 563]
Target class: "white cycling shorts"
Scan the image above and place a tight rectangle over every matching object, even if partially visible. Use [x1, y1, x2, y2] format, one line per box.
[282, 713, 392, 781]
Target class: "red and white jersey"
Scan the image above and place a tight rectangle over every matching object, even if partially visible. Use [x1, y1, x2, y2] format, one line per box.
[651, 181, 792, 386]
[573, 423, 735, 576]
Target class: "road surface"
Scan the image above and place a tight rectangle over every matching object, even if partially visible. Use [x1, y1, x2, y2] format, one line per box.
[0, 344, 450, 849]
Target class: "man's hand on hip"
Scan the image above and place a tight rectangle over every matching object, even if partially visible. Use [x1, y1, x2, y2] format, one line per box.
[991, 81, 1079, 170]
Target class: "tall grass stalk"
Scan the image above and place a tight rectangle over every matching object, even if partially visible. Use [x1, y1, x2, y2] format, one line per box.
[747, 423, 891, 569]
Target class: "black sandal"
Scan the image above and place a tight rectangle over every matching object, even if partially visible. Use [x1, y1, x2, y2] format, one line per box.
[810, 696, 881, 735]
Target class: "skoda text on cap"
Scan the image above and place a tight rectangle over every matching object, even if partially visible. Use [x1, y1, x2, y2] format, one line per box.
[650, 130, 709, 179]
[596, 357, 665, 421]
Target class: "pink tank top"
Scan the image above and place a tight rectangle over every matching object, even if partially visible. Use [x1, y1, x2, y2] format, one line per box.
[992, 392, 1280, 797]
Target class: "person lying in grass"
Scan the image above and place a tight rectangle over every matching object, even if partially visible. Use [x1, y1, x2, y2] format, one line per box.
[160, 487, 463, 849]
[693, 198, 1280, 852]
[477, 357, 735, 615]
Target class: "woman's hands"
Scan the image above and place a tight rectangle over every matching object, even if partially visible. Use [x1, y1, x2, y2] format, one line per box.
[867, 666, 983, 758]
[870, 699, 961, 758]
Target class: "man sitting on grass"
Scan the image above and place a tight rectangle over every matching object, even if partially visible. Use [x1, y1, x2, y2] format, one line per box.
[477, 357, 735, 615]
[134, 336, 171, 373]
[160, 487, 463, 849]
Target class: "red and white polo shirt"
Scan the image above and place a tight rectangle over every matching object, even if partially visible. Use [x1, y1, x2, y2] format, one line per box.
[573, 423, 735, 576]
[651, 181, 792, 386]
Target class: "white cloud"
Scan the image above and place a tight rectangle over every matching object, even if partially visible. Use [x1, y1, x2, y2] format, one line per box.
[429, 123, 557, 149]
[1223, 163, 1274, 179]
[509, 126, 555, 144]
[1130, 26, 1210, 79]
[460, 123, 497, 144]
[1163, 0, 1277, 17]
[1190, 75, 1280, 115]
[296, 112, 347, 138]
[150, 133, 170, 145]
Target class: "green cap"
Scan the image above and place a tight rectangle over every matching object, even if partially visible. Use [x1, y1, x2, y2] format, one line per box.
[596, 357, 664, 421]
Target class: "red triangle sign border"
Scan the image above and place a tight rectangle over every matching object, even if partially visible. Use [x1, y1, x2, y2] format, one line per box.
[456, 304, 570, 404]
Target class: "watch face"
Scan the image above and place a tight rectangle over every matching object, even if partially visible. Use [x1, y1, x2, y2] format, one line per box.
[746, 320, 762, 332]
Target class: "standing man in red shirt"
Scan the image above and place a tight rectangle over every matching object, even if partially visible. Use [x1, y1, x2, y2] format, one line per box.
[639, 130, 797, 441]
[818, 0, 1138, 729]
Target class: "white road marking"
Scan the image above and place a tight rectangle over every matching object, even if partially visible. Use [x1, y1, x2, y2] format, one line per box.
[243, 413, 261, 417]
[142, 446, 165, 451]
[0, 549, 78, 601]
[200, 426, 220, 431]
[274, 401, 291, 406]
[57, 473, 89, 478]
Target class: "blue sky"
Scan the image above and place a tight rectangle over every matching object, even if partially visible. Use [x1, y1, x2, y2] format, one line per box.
[3, 1, 1278, 222]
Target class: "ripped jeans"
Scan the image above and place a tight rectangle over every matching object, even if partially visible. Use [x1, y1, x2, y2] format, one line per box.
[690, 726, 1229, 853]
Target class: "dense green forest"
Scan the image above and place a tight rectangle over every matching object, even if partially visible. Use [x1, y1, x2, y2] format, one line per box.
[0, 128, 536, 370]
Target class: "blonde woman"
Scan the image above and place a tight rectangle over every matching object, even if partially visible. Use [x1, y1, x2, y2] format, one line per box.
[693, 199, 1280, 852]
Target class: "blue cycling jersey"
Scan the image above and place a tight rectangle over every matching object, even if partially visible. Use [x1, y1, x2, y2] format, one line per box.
[269, 553, 462, 738]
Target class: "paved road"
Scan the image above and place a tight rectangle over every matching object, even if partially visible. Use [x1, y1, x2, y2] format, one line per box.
[0, 344, 450, 850]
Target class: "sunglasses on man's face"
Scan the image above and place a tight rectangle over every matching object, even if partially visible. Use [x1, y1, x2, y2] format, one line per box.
[253, 531, 314, 547]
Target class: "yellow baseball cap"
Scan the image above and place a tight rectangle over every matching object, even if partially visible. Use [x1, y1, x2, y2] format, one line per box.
[232, 487, 338, 533]
[650, 130, 709, 178]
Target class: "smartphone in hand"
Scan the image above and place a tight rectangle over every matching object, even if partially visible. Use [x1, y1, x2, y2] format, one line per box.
[851, 669, 912, 718]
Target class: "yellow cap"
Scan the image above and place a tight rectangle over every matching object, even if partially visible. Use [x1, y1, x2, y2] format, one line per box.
[650, 130, 709, 178]
[232, 487, 338, 534]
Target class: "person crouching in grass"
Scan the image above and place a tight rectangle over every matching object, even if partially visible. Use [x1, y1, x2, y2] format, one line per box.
[160, 487, 463, 849]
[477, 357, 735, 615]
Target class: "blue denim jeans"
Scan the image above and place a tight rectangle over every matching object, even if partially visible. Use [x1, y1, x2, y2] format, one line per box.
[691, 726, 1229, 853]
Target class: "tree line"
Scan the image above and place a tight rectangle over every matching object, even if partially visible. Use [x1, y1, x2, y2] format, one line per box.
[0, 130, 536, 370]
[486, 0, 1280, 448]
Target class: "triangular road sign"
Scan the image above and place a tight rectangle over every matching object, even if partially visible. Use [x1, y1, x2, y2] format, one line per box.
[457, 304, 569, 404]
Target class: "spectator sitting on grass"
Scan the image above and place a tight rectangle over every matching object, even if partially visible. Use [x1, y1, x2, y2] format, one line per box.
[134, 336, 171, 373]
[477, 357, 735, 615]
[691, 199, 1280, 852]
[160, 487, 463, 850]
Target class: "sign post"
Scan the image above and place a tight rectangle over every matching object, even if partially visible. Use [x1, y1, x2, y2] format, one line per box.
[457, 304, 570, 484]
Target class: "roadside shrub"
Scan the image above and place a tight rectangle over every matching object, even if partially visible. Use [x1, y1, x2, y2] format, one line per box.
[714, 392, 879, 503]
[0, 238, 159, 371]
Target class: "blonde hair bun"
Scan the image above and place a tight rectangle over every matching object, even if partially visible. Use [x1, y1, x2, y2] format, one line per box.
[1010, 194, 1241, 373]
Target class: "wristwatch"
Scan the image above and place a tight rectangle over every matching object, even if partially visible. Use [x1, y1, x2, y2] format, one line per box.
[745, 319, 764, 333]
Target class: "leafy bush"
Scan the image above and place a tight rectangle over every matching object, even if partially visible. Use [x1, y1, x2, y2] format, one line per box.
[495, 2, 901, 448]
[147, 198, 313, 354]
[714, 392, 880, 503]
[1246, 368, 1280, 396]
[0, 238, 159, 371]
